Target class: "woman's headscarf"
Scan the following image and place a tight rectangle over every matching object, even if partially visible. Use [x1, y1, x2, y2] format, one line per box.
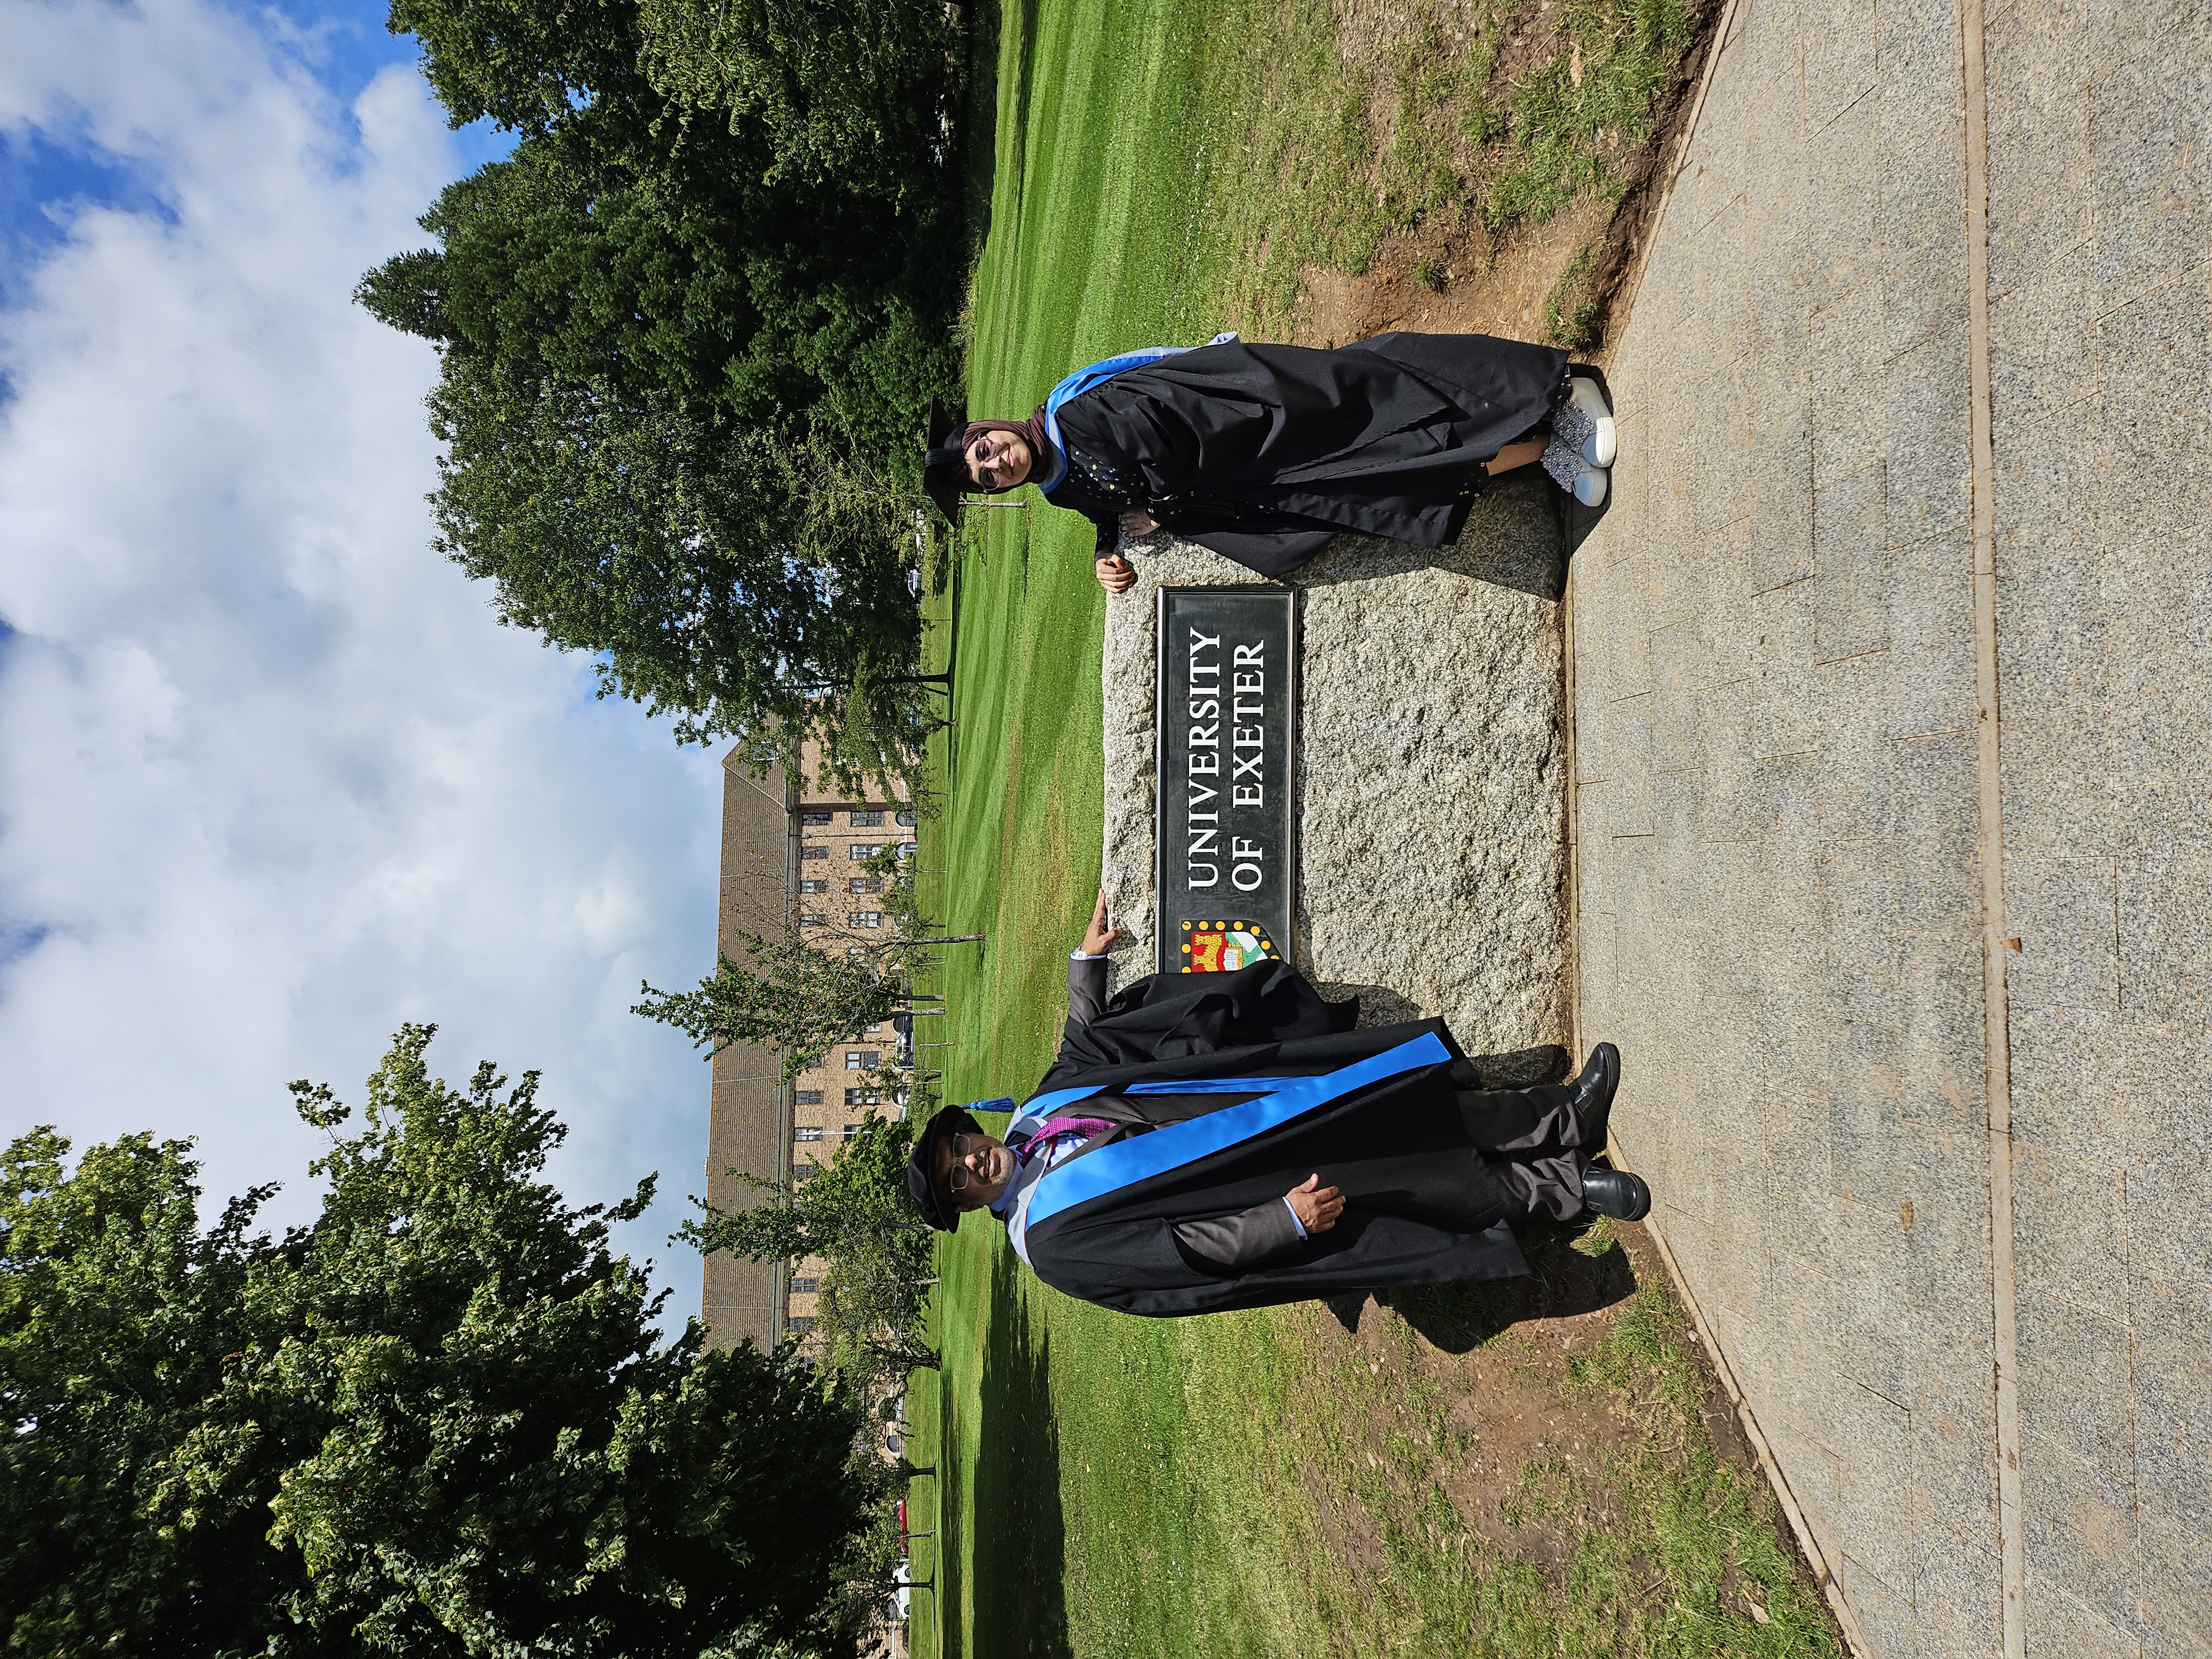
[961, 406, 1056, 493]
[921, 401, 1060, 523]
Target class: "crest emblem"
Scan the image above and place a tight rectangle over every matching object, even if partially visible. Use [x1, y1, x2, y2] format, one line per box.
[1180, 919, 1282, 973]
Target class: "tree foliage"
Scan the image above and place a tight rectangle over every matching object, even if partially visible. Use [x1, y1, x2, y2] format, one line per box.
[361, 0, 966, 786]
[636, 0, 961, 202]
[679, 1116, 935, 1394]
[634, 851, 972, 1079]
[634, 932, 905, 1082]
[0, 1026, 877, 1657]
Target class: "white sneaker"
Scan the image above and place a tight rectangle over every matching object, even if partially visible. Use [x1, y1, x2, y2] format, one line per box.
[1568, 376, 1616, 467]
[1573, 460, 1609, 507]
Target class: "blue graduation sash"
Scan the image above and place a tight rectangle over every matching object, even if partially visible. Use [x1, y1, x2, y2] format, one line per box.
[1019, 1030, 1452, 1235]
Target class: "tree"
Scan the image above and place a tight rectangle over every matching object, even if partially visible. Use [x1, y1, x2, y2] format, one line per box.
[361, 0, 968, 785]
[635, 932, 904, 1083]
[635, 0, 961, 204]
[680, 1115, 928, 1270]
[1, 1026, 877, 1658]
[678, 1117, 937, 1391]
[633, 848, 977, 1081]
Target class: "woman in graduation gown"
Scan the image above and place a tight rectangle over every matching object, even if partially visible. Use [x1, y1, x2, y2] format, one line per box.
[920, 332, 1618, 592]
[903, 895, 1650, 1318]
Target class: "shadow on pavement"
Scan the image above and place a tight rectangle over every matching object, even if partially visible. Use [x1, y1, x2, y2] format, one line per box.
[968, 1245, 1072, 1659]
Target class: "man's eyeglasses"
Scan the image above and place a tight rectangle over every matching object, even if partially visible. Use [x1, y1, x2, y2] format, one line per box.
[946, 1134, 983, 1193]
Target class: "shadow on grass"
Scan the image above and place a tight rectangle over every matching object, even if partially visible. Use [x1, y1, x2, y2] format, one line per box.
[968, 1245, 1072, 1659]
[1382, 1222, 1639, 1353]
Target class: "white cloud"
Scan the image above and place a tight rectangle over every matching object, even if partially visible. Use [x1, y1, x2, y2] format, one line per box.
[0, 0, 724, 1326]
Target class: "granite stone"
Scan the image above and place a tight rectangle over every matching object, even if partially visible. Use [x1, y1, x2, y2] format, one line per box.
[2020, 1433, 2144, 1637]
[1099, 514, 1570, 1053]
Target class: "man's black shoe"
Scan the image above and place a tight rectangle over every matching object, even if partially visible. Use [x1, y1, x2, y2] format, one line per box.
[1567, 1041, 1620, 1118]
[1580, 1165, 1650, 1222]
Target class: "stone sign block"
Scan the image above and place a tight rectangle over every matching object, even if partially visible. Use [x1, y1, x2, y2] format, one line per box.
[1154, 587, 1298, 977]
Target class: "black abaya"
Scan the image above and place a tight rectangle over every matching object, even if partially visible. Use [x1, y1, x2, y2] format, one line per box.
[1044, 331, 1569, 577]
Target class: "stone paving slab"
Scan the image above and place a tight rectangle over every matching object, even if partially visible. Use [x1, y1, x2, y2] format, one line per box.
[1574, 0, 2212, 1653]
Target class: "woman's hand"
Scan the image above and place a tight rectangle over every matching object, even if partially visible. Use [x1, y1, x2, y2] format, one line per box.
[1118, 510, 1161, 539]
[1094, 554, 1138, 594]
[1286, 1174, 1345, 1234]
[1078, 889, 1126, 957]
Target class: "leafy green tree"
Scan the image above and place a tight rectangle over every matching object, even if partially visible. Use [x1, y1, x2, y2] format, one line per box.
[361, 0, 967, 784]
[635, 0, 960, 202]
[680, 1115, 927, 1270]
[633, 875, 976, 1082]
[1, 1026, 875, 1657]
[679, 1117, 936, 1388]
[635, 933, 903, 1083]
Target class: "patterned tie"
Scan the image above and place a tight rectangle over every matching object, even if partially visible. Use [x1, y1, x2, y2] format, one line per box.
[1016, 1115, 1120, 1166]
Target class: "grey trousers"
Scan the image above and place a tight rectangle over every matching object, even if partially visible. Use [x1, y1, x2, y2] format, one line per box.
[1455, 1083, 1609, 1222]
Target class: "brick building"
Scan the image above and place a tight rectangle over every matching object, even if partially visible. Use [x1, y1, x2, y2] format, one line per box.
[699, 744, 914, 1351]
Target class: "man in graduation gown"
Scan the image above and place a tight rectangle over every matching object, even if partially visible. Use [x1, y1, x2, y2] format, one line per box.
[902, 895, 1649, 1318]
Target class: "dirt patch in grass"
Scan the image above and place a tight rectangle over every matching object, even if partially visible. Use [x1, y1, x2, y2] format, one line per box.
[1271, 0, 1729, 358]
[1287, 1220, 1847, 1653]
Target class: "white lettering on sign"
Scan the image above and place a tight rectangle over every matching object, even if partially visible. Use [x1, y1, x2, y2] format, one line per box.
[1186, 627, 1223, 888]
[1187, 627, 1273, 895]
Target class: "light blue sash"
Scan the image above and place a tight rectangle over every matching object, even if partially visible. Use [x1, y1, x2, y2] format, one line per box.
[1034, 333, 1236, 494]
[1019, 1030, 1451, 1234]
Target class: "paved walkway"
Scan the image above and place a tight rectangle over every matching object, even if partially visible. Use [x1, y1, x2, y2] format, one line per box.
[1572, 0, 2211, 1655]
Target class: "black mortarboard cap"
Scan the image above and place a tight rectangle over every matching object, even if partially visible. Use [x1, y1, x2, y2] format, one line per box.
[905, 1102, 983, 1231]
[921, 398, 967, 525]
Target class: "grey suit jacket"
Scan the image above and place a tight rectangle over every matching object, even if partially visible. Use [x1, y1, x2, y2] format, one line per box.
[1058, 954, 1306, 1275]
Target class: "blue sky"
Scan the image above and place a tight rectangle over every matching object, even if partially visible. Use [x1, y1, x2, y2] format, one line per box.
[0, 0, 722, 1328]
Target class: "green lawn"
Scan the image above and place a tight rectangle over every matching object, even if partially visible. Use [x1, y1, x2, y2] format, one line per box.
[899, 1, 1835, 1653]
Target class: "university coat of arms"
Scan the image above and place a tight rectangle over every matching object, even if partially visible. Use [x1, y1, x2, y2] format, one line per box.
[1180, 919, 1284, 973]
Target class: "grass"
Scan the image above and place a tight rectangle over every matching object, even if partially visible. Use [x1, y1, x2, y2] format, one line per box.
[894, 0, 1797, 1653]
[1545, 242, 1603, 348]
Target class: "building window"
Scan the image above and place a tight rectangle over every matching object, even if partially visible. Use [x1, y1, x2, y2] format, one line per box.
[794, 1089, 823, 1105]
[847, 877, 880, 893]
[896, 808, 917, 826]
[844, 1088, 880, 1107]
[848, 911, 883, 929]
[848, 843, 881, 860]
[844, 1052, 878, 1069]
[843, 1122, 863, 1139]
[898, 841, 917, 859]
[800, 845, 827, 861]
[790, 1277, 819, 1295]
[786, 1316, 815, 1334]
[849, 810, 884, 827]
[799, 879, 826, 894]
[794, 1126, 823, 1142]
[794, 1053, 824, 1071]
[799, 812, 831, 826]
[792, 1164, 817, 1183]
[798, 912, 825, 926]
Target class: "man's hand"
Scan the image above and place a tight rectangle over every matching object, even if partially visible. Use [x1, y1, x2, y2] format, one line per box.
[1095, 554, 1138, 593]
[1078, 888, 1126, 957]
[1286, 1174, 1344, 1234]
[1118, 510, 1161, 539]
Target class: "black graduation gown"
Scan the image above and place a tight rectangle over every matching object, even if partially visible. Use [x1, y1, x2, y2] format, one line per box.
[1009, 962, 1531, 1318]
[1045, 332, 1570, 577]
